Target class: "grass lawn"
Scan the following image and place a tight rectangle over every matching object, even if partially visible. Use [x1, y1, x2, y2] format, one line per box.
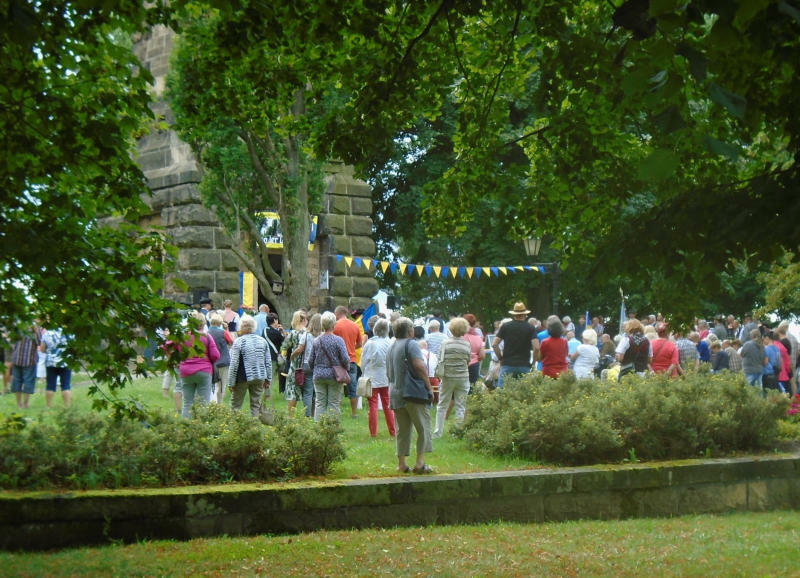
[1, 511, 798, 575]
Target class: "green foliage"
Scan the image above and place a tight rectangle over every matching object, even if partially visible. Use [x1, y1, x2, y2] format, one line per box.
[0, 405, 346, 490]
[454, 371, 790, 466]
[757, 250, 800, 318]
[0, 1, 191, 410]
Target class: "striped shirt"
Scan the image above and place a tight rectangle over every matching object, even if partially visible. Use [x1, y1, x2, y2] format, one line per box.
[11, 334, 39, 367]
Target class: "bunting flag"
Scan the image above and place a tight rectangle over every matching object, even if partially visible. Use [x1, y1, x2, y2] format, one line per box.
[334, 254, 549, 278]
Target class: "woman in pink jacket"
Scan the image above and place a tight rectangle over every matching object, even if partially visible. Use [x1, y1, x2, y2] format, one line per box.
[178, 312, 220, 418]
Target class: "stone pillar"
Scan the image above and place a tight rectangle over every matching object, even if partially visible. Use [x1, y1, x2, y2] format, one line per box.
[133, 26, 240, 308]
[318, 162, 379, 312]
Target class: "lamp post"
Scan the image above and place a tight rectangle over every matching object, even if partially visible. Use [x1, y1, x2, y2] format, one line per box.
[524, 237, 560, 315]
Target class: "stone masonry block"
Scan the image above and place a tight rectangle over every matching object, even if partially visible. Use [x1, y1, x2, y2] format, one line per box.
[333, 258, 349, 276]
[320, 214, 345, 235]
[330, 235, 351, 256]
[215, 272, 241, 293]
[177, 271, 216, 291]
[175, 205, 219, 227]
[333, 276, 353, 297]
[151, 184, 202, 211]
[345, 215, 373, 236]
[214, 228, 235, 249]
[353, 277, 379, 299]
[351, 196, 372, 216]
[345, 180, 371, 198]
[178, 249, 221, 271]
[219, 249, 241, 272]
[330, 195, 351, 215]
[351, 236, 376, 257]
[169, 227, 214, 249]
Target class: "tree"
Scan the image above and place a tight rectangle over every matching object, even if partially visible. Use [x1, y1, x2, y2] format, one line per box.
[1, 1, 188, 413]
[321, 1, 800, 324]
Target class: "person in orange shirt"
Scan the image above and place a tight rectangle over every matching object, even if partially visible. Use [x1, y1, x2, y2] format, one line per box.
[334, 306, 363, 418]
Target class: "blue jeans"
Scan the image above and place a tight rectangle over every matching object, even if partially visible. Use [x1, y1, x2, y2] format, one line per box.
[11, 365, 36, 394]
[346, 362, 358, 398]
[745, 373, 763, 388]
[497, 365, 531, 389]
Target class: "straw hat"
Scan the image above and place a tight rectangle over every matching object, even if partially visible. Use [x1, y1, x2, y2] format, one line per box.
[508, 302, 531, 315]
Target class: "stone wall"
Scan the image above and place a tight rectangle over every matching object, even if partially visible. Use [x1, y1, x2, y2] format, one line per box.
[133, 26, 377, 311]
[1, 455, 798, 550]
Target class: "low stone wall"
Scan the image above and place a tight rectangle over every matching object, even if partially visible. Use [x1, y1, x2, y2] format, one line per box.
[1, 455, 798, 550]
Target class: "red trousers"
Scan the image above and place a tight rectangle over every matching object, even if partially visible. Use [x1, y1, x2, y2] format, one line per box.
[368, 386, 396, 437]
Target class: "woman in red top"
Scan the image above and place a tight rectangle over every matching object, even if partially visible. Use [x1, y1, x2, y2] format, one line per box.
[535, 315, 568, 378]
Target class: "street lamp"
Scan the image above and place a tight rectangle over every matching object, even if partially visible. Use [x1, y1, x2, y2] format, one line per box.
[524, 237, 559, 315]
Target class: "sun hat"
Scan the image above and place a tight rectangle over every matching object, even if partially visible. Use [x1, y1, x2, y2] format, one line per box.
[508, 302, 531, 315]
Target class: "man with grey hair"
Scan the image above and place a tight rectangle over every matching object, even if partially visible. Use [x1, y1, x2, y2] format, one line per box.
[425, 319, 445, 356]
[387, 316, 434, 474]
[254, 304, 270, 338]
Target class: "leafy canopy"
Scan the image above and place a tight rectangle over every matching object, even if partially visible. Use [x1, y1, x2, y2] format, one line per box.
[1, 1, 189, 414]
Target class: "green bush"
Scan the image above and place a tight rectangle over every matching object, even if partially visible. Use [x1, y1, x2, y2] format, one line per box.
[0, 405, 346, 490]
[453, 371, 790, 466]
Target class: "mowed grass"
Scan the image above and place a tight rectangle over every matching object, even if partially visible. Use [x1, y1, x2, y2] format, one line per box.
[0, 374, 536, 481]
[1, 511, 798, 576]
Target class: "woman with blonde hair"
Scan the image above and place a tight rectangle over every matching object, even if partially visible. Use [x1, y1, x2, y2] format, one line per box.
[280, 310, 314, 417]
[432, 317, 471, 439]
[571, 328, 600, 379]
[615, 318, 652, 380]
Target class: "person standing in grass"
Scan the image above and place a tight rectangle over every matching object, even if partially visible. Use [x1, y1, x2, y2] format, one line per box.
[40, 326, 72, 407]
[177, 312, 220, 418]
[308, 311, 350, 422]
[740, 329, 767, 389]
[387, 316, 434, 474]
[281, 310, 314, 418]
[228, 315, 271, 417]
[207, 313, 232, 404]
[536, 316, 570, 379]
[360, 318, 396, 438]
[432, 317, 470, 440]
[10, 325, 40, 409]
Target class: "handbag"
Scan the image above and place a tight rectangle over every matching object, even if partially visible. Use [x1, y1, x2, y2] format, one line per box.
[356, 376, 372, 397]
[296, 333, 311, 383]
[402, 340, 431, 404]
[322, 343, 351, 384]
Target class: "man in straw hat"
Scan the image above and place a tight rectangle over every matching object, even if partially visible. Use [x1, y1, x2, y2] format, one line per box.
[491, 302, 537, 389]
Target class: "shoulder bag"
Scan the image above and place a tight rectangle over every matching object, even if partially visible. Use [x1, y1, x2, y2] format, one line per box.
[294, 333, 309, 386]
[356, 376, 372, 397]
[321, 340, 351, 384]
[402, 340, 431, 404]
[265, 331, 285, 368]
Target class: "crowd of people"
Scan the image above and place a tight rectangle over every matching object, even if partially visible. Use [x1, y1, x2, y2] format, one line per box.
[5, 297, 796, 477]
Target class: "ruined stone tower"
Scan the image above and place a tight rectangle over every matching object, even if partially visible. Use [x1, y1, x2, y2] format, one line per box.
[133, 26, 378, 314]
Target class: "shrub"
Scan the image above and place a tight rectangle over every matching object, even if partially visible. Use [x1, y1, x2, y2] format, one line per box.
[453, 370, 789, 466]
[0, 405, 346, 490]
